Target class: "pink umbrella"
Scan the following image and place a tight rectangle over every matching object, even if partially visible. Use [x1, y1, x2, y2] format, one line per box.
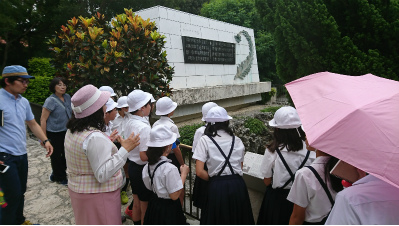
[285, 71, 399, 188]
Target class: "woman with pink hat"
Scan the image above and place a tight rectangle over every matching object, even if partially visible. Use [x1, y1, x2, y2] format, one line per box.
[64, 85, 140, 225]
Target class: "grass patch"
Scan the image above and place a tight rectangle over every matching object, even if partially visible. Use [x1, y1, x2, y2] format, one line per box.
[244, 118, 267, 135]
[260, 106, 281, 115]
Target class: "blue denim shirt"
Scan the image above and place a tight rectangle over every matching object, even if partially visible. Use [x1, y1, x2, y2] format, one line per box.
[0, 88, 34, 156]
[42, 93, 72, 132]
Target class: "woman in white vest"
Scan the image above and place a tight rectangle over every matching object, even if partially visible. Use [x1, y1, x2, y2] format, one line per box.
[64, 85, 140, 225]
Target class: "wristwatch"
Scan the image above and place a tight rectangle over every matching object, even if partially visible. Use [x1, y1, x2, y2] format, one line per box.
[42, 139, 51, 145]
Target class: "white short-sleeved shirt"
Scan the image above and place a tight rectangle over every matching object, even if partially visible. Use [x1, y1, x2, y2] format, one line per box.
[192, 126, 206, 154]
[82, 132, 128, 183]
[111, 113, 130, 137]
[105, 121, 113, 136]
[142, 156, 183, 199]
[192, 130, 245, 177]
[152, 116, 180, 138]
[287, 156, 337, 223]
[326, 175, 399, 225]
[124, 115, 151, 165]
[259, 142, 315, 189]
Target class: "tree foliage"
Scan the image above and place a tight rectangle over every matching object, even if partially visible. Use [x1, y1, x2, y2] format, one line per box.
[256, 0, 399, 83]
[200, 0, 278, 83]
[48, 9, 174, 97]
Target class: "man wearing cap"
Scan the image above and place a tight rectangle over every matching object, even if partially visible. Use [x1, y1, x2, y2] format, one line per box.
[0, 65, 53, 225]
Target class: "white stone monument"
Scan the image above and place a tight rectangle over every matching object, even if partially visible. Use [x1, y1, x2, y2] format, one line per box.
[135, 6, 271, 120]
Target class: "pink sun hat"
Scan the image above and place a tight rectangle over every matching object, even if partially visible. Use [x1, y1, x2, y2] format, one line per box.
[71, 84, 111, 118]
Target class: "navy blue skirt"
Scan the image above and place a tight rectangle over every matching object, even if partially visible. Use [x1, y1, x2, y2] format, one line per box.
[192, 164, 208, 209]
[257, 185, 293, 225]
[202, 174, 254, 225]
[143, 193, 186, 225]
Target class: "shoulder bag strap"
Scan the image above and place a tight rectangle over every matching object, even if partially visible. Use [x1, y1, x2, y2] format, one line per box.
[50, 96, 71, 119]
[305, 166, 334, 206]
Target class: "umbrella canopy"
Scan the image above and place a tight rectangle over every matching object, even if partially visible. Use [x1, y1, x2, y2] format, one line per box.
[285, 71, 399, 188]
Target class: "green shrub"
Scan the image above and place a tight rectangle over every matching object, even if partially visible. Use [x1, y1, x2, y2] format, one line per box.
[22, 76, 53, 105]
[260, 106, 281, 115]
[28, 57, 56, 77]
[259, 87, 277, 104]
[244, 117, 267, 135]
[179, 123, 204, 146]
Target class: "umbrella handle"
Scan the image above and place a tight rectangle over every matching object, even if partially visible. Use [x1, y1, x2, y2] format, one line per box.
[341, 180, 352, 188]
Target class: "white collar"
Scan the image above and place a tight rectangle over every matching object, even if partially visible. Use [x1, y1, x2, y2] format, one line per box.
[130, 114, 150, 126]
[160, 116, 175, 124]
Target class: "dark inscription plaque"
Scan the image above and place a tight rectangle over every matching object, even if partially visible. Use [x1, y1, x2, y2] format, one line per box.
[182, 36, 235, 64]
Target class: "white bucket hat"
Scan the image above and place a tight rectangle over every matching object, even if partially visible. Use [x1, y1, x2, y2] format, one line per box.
[146, 125, 177, 147]
[201, 102, 218, 121]
[105, 98, 118, 112]
[269, 106, 302, 129]
[155, 97, 177, 115]
[149, 93, 156, 103]
[99, 86, 117, 97]
[127, 90, 152, 112]
[204, 106, 232, 123]
[116, 96, 129, 108]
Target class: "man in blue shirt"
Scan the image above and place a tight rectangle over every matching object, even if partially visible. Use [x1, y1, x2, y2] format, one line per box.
[0, 65, 53, 225]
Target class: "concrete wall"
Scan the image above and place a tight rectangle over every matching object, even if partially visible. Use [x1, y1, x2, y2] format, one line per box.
[135, 6, 270, 119]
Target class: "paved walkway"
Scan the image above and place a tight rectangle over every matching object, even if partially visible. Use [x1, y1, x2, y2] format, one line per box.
[24, 137, 199, 225]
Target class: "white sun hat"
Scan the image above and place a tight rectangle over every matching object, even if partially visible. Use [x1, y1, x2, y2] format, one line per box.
[269, 106, 302, 129]
[155, 97, 177, 115]
[146, 124, 177, 147]
[99, 86, 117, 97]
[116, 96, 129, 108]
[127, 89, 152, 112]
[201, 102, 218, 121]
[105, 98, 118, 112]
[204, 106, 232, 123]
[148, 93, 156, 103]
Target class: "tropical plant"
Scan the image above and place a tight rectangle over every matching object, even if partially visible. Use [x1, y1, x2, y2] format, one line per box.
[48, 9, 174, 97]
[244, 117, 267, 135]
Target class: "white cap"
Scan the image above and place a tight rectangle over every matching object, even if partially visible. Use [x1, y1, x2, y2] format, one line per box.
[204, 106, 232, 123]
[201, 102, 218, 121]
[127, 90, 152, 112]
[146, 125, 177, 147]
[116, 96, 129, 108]
[155, 97, 177, 115]
[105, 98, 118, 112]
[269, 106, 302, 129]
[99, 86, 117, 97]
[149, 93, 156, 103]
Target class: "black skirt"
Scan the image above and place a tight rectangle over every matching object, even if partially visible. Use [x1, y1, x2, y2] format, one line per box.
[143, 194, 186, 225]
[257, 185, 293, 225]
[192, 164, 209, 209]
[202, 174, 254, 225]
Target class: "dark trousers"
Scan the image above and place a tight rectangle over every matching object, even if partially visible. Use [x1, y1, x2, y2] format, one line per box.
[47, 131, 67, 181]
[0, 153, 28, 225]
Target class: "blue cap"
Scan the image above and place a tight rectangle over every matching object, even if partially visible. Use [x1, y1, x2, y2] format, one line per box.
[2, 65, 35, 79]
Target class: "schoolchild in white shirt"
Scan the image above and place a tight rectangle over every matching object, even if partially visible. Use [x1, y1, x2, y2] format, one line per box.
[142, 125, 189, 224]
[257, 106, 315, 225]
[193, 106, 254, 224]
[191, 102, 218, 216]
[124, 90, 153, 225]
[104, 98, 118, 141]
[287, 139, 342, 225]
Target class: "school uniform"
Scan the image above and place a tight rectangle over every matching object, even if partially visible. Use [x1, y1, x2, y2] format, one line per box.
[191, 125, 208, 209]
[257, 143, 315, 225]
[153, 116, 181, 169]
[193, 130, 254, 225]
[142, 156, 186, 225]
[124, 115, 153, 201]
[105, 121, 113, 136]
[287, 156, 337, 224]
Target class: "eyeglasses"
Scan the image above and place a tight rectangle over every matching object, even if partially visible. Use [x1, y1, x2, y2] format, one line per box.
[16, 79, 30, 85]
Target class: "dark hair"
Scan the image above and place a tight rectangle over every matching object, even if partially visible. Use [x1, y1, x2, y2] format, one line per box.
[0, 77, 19, 87]
[204, 121, 234, 137]
[267, 126, 306, 153]
[49, 77, 67, 93]
[325, 156, 344, 193]
[147, 146, 167, 165]
[66, 107, 105, 133]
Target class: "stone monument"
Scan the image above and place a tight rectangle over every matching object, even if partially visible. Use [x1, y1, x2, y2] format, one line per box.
[135, 6, 271, 120]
